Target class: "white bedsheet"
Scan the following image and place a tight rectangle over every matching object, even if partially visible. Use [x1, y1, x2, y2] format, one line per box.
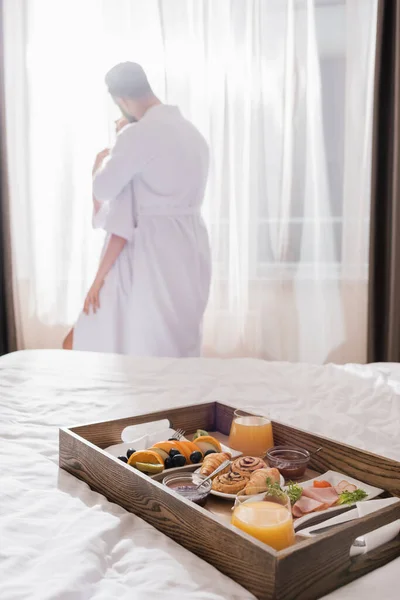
[0, 350, 399, 600]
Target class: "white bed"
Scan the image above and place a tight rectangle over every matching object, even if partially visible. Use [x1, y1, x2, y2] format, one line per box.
[1, 350, 399, 600]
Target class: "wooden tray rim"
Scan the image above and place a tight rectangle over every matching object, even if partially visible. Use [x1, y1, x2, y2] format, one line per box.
[66, 400, 399, 468]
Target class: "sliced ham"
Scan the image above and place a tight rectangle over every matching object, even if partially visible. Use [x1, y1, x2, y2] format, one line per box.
[334, 480, 357, 494]
[301, 485, 339, 509]
[292, 496, 324, 517]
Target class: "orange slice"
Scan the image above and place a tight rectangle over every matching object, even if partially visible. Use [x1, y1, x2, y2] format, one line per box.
[152, 441, 181, 454]
[193, 436, 222, 452]
[178, 440, 203, 460]
[150, 447, 169, 461]
[172, 441, 192, 462]
[181, 440, 202, 455]
[128, 450, 164, 467]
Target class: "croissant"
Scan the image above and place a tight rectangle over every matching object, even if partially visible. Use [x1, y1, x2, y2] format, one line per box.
[243, 468, 281, 495]
[199, 452, 231, 477]
[231, 456, 267, 476]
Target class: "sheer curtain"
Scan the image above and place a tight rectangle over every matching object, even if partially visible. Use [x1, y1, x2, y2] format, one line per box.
[3, 0, 377, 363]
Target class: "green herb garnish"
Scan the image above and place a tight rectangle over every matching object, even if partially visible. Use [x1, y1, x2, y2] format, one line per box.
[286, 481, 303, 505]
[265, 477, 287, 500]
[337, 488, 368, 505]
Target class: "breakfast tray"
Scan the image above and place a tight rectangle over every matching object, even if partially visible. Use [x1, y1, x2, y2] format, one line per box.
[59, 402, 400, 600]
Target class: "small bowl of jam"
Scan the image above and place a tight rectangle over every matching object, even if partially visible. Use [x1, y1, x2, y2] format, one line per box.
[162, 473, 211, 506]
[266, 446, 310, 480]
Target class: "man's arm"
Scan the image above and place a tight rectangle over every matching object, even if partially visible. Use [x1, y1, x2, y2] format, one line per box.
[83, 234, 127, 314]
[92, 125, 147, 201]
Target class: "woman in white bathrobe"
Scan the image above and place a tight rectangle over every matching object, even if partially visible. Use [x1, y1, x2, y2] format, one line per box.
[71, 62, 211, 357]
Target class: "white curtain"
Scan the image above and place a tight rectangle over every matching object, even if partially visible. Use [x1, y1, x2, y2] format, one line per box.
[3, 0, 378, 363]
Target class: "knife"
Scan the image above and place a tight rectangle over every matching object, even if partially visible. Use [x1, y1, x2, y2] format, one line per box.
[308, 521, 355, 535]
[294, 505, 355, 532]
[305, 508, 359, 535]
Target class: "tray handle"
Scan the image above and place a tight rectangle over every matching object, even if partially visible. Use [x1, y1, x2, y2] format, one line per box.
[305, 501, 400, 554]
[120, 418, 173, 443]
[278, 503, 400, 598]
[69, 403, 216, 449]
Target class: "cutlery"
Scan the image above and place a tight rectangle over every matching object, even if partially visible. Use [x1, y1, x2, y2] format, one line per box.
[194, 459, 231, 490]
[310, 447, 323, 459]
[300, 507, 359, 536]
[294, 504, 355, 532]
[308, 520, 357, 535]
[171, 428, 185, 440]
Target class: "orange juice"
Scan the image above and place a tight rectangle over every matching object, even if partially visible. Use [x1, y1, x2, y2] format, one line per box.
[228, 415, 274, 456]
[231, 501, 295, 550]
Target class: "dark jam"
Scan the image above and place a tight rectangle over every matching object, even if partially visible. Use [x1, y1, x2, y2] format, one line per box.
[277, 463, 307, 479]
[168, 482, 209, 506]
[274, 458, 307, 480]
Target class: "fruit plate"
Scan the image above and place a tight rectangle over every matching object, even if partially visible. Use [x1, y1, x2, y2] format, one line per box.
[104, 426, 241, 472]
[290, 470, 384, 531]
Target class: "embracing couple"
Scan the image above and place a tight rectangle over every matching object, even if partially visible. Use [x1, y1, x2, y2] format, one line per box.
[63, 62, 211, 357]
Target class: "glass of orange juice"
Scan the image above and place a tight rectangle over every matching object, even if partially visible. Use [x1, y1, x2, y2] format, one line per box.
[228, 409, 274, 457]
[231, 490, 295, 551]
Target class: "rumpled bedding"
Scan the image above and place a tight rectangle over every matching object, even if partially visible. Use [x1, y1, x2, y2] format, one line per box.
[0, 350, 399, 600]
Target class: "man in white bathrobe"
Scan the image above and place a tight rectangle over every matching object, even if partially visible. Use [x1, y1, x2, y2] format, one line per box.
[72, 62, 211, 357]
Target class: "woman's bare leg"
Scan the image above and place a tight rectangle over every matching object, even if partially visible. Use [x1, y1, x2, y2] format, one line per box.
[62, 328, 74, 350]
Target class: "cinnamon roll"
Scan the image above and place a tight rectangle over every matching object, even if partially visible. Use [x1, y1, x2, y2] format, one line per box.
[212, 471, 250, 494]
[231, 456, 267, 477]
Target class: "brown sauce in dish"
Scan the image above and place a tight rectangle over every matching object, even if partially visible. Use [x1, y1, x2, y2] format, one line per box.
[276, 463, 307, 479]
[271, 451, 309, 479]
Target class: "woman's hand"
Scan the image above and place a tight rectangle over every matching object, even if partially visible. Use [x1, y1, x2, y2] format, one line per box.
[83, 278, 104, 315]
[92, 194, 102, 215]
[115, 117, 130, 133]
[92, 148, 110, 176]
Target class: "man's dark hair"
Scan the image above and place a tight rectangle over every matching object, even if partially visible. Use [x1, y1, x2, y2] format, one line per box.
[105, 62, 152, 98]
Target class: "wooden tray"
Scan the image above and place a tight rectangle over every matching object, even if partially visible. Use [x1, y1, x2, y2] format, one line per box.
[59, 402, 400, 600]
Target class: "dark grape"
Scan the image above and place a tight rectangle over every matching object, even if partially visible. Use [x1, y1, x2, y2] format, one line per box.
[164, 457, 173, 469]
[172, 454, 186, 468]
[190, 451, 202, 464]
[169, 448, 180, 458]
[126, 448, 136, 459]
[118, 455, 128, 463]
[204, 449, 217, 457]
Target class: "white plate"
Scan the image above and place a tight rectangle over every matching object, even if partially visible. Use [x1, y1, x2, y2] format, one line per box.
[288, 470, 384, 530]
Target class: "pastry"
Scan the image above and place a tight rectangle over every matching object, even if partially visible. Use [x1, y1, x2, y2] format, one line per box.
[231, 456, 267, 476]
[243, 467, 281, 495]
[212, 471, 249, 494]
[199, 452, 231, 477]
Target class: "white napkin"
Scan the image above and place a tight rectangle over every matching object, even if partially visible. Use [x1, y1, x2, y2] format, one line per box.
[350, 497, 400, 557]
[121, 419, 171, 443]
[105, 426, 177, 458]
